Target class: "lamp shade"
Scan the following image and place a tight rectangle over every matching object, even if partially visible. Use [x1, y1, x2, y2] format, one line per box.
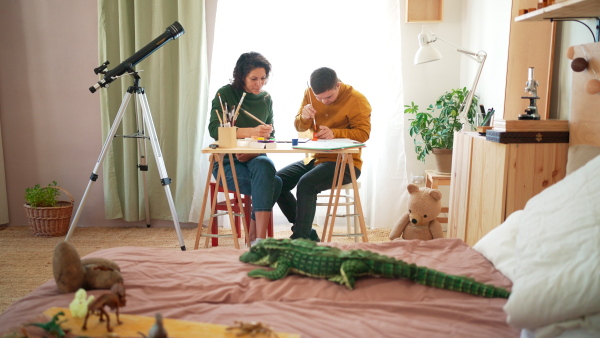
[414, 31, 442, 65]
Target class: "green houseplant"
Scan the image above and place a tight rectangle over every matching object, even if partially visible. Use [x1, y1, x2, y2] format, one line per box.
[24, 181, 74, 237]
[25, 181, 60, 207]
[404, 87, 479, 164]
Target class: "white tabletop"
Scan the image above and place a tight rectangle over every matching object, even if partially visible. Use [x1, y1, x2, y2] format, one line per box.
[202, 142, 363, 154]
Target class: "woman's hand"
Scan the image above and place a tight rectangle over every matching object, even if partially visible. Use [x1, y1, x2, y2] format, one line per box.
[236, 153, 259, 162]
[253, 125, 273, 138]
[301, 104, 317, 120]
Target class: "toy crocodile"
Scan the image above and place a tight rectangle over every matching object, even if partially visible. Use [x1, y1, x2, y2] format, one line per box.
[239, 238, 509, 298]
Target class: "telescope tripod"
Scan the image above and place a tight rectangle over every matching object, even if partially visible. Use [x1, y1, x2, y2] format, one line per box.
[64, 76, 186, 250]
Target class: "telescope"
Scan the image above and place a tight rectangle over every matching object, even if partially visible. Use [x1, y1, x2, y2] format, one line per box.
[89, 21, 185, 93]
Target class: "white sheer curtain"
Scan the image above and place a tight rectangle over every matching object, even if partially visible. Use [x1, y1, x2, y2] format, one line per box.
[204, 0, 409, 229]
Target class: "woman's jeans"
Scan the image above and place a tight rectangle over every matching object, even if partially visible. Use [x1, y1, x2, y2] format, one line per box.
[212, 154, 282, 220]
[276, 159, 361, 239]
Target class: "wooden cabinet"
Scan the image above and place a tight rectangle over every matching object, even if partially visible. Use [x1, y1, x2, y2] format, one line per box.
[405, 0, 443, 23]
[447, 131, 568, 246]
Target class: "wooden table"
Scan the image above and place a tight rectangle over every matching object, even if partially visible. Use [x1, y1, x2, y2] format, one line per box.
[425, 169, 451, 224]
[194, 143, 368, 249]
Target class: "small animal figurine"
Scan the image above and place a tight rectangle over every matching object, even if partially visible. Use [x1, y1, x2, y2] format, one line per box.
[26, 311, 68, 338]
[82, 282, 126, 332]
[69, 288, 95, 318]
[226, 321, 277, 337]
[139, 313, 168, 338]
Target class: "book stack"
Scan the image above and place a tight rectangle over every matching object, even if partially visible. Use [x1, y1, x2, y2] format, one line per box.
[487, 119, 569, 144]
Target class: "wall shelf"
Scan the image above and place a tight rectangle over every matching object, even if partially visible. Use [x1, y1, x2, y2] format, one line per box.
[515, 0, 600, 22]
[406, 0, 443, 23]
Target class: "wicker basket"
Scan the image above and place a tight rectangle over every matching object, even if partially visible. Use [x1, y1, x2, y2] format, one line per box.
[24, 186, 74, 237]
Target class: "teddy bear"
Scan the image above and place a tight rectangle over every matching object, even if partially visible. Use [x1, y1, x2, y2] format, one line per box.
[53, 241, 123, 294]
[389, 183, 444, 241]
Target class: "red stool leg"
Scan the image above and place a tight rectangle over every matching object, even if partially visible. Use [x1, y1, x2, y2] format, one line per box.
[268, 214, 274, 238]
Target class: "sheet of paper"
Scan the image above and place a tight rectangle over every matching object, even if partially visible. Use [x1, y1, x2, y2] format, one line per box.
[292, 139, 365, 150]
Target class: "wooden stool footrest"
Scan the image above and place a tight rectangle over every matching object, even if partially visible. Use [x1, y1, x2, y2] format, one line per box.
[327, 213, 359, 218]
[332, 233, 364, 237]
[202, 233, 235, 239]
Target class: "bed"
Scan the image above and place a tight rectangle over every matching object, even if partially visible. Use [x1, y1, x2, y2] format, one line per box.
[2, 42, 599, 338]
[0, 239, 517, 337]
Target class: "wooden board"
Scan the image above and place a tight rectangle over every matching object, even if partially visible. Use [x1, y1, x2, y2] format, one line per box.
[515, 0, 600, 21]
[504, 143, 568, 216]
[504, 0, 555, 121]
[486, 130, 569, 143]
[569, 41, 600, 147]
[39, 307, 299, 338]
[448, 131, 473, 240]
[406, 0, 443, 22]
[492, 119, 569, 131]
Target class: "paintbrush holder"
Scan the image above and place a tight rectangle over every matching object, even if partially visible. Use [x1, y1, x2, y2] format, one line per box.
[218, 127, 237, 148]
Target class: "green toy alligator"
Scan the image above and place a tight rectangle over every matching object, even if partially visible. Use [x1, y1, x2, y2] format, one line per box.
[239, 238, 509, 298]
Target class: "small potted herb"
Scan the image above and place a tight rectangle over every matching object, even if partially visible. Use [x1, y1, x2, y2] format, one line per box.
[25, 181, 60, 207]
[24, 181, 74, 237]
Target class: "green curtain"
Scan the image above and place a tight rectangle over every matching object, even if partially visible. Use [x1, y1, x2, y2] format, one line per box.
[98, 0, 208, 222]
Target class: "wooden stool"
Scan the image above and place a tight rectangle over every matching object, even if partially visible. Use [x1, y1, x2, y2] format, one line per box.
[209, 182, 273, 247]
[316, 182, 362, 242]
[425, 170, 451, 223]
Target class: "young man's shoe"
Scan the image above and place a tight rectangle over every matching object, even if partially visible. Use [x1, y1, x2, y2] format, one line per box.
[289, 225, 320, 242]
[309, 229, 320, 242]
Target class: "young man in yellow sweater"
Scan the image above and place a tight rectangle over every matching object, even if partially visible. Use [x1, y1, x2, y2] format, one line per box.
[276, 67, 371, 241]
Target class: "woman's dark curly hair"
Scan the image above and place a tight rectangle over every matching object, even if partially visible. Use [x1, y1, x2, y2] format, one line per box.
[231, 52, 271, 90]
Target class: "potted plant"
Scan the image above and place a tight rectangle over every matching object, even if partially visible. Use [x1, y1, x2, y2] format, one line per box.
[24, 181, 74, 237]
[404, 87, 479, 173]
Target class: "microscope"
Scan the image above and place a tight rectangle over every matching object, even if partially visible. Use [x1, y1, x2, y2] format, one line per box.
[519, 67, 541, 120]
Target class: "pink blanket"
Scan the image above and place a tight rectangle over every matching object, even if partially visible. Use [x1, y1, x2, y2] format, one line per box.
[0, 239, 519, 337]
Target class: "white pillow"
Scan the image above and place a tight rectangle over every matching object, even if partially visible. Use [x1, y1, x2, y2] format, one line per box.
[472, 144, 600, 282]
[503, 154, 600, 329]
[473, 210, 521, 281]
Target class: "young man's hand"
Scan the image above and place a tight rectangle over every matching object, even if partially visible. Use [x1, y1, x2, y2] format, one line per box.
[315, 126, 333, 139]
[301, 104, 317, 120]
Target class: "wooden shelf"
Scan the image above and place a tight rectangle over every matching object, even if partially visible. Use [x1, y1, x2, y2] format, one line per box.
[515, 0, 600, 22]
[406, 0, 443, 23]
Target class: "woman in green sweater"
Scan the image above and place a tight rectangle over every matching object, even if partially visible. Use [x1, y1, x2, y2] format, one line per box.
[208, 52, 281, 246]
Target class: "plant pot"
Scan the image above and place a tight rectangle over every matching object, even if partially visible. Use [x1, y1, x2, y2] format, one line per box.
[432, 148, 453, 174]
[24, 186, 74, 237]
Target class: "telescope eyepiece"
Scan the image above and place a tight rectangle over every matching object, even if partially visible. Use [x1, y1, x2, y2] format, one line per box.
[94, 61, 110, 75]
[167, 21, 185, 40]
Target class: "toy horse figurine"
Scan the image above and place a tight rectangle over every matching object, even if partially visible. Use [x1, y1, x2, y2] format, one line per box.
[82, 282, 126, 332]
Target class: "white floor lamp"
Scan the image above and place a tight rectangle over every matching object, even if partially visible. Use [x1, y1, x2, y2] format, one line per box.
[414, 26, 487, 127]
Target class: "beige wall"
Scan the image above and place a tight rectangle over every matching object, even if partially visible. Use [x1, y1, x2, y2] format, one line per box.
[402, 0, 512, 186]
[0, 1, 138, 228]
